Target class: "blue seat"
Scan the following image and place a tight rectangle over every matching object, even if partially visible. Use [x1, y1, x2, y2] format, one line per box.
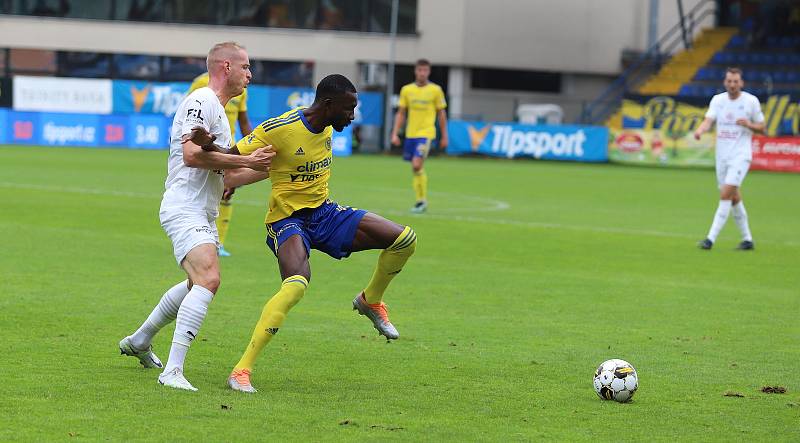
[747, 53, 764, 64]
[767, 36, 780, 47]
[757, 70, 772, 82]
[679, 84, 695, 96]
[761, 53, 776, 64]
[786, 71, 800, 82]
[734, 53, 749, 64]
[711, 52, 725, 64]
[727, 35, 745, 49]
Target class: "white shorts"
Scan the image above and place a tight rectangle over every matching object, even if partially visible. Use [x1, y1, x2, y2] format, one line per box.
[160, 208, 219, 265]
[716, 157, 751, 188]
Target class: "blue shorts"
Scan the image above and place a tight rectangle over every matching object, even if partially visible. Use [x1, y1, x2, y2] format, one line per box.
[402, 137, 431, 161]
[266, 200, 367, 260]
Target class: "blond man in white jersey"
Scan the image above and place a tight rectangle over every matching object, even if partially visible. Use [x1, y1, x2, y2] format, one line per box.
[118, 42, 274, 391]
[694, 67, 765, 250]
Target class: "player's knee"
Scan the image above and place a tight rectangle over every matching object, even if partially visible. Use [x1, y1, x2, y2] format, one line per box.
[196, 273, 221, 294]
[397, 227, 417, 256]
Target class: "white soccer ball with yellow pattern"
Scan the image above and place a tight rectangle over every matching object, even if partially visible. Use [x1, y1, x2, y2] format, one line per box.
[593, 359, 638, 402]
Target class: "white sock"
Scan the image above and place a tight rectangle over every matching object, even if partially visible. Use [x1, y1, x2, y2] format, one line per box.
[129, 280, 190, 350]
[732, 201, 753, 242]
[164, 285, 214, 373]
[707, 200, 732, 242]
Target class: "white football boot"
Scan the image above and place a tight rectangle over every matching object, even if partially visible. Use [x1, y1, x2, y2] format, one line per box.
[158, 367, 198, 392]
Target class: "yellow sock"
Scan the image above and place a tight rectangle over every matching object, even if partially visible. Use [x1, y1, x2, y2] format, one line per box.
[233, 275, 308, 371]
[216, 200, 233, 246]
[412, 169, 428, 202]
[364, 227, 417, 304]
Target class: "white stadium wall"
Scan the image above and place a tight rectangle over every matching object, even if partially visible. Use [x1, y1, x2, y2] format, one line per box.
[0, 0, 714, 122]
[460, 0, 714, 74]
[0, 0, 713, 74]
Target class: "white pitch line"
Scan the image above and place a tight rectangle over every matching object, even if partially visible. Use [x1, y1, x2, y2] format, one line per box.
[1, 181, 797, 247]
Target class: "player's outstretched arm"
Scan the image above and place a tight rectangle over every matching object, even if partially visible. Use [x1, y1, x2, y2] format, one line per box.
[181, 127, 275, 172]
[224, 169, 269, 188]
[182, 140, 274, 172]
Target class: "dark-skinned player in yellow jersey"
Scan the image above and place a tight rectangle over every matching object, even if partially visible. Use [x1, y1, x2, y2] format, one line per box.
[185, 74, 417, 393]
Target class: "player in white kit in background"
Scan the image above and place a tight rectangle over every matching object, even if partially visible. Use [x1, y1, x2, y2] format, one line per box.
[694, 67, 765, 251]
[118, 42, 274, 391]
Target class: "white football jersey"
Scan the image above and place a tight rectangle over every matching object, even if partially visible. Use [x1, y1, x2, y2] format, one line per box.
[705, 91, 764, 162]
[161, 87, 232, 215]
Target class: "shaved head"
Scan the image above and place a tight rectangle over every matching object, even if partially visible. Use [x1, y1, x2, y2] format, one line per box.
[205, 41, 251, 102]
[207, 41, 246, 74]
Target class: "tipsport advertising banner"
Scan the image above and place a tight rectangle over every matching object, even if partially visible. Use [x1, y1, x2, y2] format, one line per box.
[611, 95, 800, 167]
[2, 110, 169, 149]
[447, 121, 609, 162]
[112, 81, 383, 126]
[1, 109, 352, 155]
[112, 80, 191, 116]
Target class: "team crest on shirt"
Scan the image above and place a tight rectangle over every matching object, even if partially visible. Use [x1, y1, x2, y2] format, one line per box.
[325, 138, 332, 151]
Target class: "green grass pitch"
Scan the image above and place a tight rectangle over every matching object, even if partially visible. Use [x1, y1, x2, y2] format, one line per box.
[1, 146, 798, 441]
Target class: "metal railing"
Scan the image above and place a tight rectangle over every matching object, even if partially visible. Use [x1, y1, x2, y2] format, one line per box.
[578, 0, 718, 125]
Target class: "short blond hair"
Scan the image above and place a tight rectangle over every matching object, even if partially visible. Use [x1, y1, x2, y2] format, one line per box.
[207, 41, 245, 72]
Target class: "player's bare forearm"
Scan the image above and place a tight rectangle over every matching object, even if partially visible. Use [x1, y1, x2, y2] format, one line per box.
[183, 141, 250, 170]
[200, 142, 232, 154]
[224, 169, 269, 188]
[749, 122, 766, 134]
[437, 110, 449, 138]
[694, 118, 714, 139]
[392, 109, 406, 138]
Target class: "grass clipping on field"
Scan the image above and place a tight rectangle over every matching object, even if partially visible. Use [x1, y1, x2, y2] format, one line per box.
[760, 386, 787, 394]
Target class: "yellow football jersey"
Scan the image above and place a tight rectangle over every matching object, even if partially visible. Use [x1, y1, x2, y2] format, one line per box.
[236, 108, 334, 224]
[188, 72, 248, 138]
[398, 82, 447, 139]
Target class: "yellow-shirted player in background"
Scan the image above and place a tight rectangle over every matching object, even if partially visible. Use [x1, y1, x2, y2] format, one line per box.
[188, 72, 253, 257]
[186, 74, 417, 394]
[391, 58, 448, 213]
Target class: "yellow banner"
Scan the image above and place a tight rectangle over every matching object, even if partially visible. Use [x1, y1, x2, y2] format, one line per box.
[616, 95, 799, 137]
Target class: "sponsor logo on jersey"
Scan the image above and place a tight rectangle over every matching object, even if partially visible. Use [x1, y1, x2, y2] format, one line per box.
[290, 173, 322, 182]
[296, 157, 332, 173]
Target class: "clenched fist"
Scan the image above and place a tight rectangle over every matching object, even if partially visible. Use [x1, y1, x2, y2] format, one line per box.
[182, 127, 217, 150]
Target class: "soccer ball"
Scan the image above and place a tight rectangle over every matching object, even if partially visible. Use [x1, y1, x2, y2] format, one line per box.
[593, 359, 638, 402]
